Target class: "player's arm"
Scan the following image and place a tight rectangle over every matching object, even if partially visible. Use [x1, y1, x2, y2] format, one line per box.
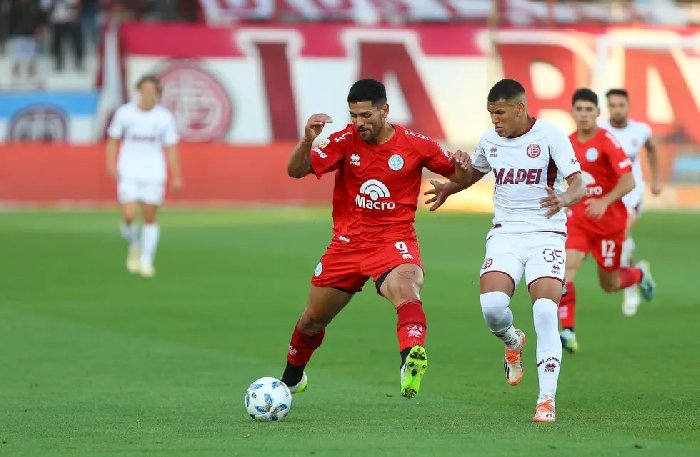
[540, 172, 585, 218]
[584, 171, 634, 220]
[644, 137, 661, 195]
[424, 147, 487, 212]
[105, 107, 124, 181]
[105, 138, 119, 181]
[288, 113, 333, 178]
[165, 145, 183, 192]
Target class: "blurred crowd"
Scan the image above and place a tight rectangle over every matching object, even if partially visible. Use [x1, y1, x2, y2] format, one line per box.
[0, 0, 696, 87]
[0, 0, 200, 79]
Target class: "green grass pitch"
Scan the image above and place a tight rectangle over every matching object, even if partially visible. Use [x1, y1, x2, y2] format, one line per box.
[1, 208, 698, 456]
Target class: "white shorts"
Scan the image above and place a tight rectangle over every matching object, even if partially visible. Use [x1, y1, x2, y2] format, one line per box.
[8, 37, 38, 62]
[480, 231, 566, 288]
[118, 178, 165, 205]
[622, 185, 643, 215]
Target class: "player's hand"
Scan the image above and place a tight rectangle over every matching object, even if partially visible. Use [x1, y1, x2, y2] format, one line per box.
[304, 113, 333, 143]
[423, 179, 452, 211]
[171, 176, 183, 193]
[584, 198, 609, 220]
[539, 186, 566, 218]
[651, 180, 662, 196]
[449, 149, 471, 170]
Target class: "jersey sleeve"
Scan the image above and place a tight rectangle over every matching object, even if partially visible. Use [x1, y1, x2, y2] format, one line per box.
[107, 107, 125, 140]
[471, 138, 491, 174]
[549, 129, 581, 178]
[417, 137, 455, 177]
[163, 111, 180, 146]
[603, 130, 633, 176]
[309, 130, 349, 178]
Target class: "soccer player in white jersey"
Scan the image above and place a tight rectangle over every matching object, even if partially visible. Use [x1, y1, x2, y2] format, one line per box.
[425, 79, 585, 422]
[106, 75, 182, 277]
[600, 89, 661, 315]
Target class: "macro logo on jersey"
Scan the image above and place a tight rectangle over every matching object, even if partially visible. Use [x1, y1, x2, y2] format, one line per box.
[585, 147, 599, 162]
[158, 62, 232, 142]
[580, 170, 602, 196]
[8, 105, 68, 142]
[355, 179, 395, 210]
[526, 144, 541, 158]
[387, 154, 404, 171]
[494, 168, 543, 185]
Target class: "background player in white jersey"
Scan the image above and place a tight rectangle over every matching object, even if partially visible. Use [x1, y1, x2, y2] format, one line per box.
[425, 79, 585, 423]
[600, 89, 661, 315]
[106, 75, 182, 278]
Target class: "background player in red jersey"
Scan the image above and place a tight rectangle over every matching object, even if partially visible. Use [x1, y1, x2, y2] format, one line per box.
[559, 88, 656, 353]
[282, 78, 469, 398]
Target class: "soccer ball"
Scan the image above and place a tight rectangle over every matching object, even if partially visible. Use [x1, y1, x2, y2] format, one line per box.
[245, 377, 292, 421]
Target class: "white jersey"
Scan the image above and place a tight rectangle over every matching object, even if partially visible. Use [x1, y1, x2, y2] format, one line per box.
[108, 102, 179, 182]
[599, 119, 651, 192]
[472, 119, 581, 235]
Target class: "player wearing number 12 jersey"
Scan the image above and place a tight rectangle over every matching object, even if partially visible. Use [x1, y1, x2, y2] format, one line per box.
[559, 88, 657, 354]
[280, 79, 469, 400]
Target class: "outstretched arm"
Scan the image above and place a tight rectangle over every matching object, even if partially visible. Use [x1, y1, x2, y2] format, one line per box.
[288, 113, 333, 178]
[644, 138, 661, 195]
[584, 171, 634, 220]
[539, 172, 586, 218]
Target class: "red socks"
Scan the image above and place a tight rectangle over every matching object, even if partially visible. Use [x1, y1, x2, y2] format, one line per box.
[619, 267, 643, 289]
[396, 300, 427, 351]
[558, 282, 576, 329]
[287, 324, 325, 366]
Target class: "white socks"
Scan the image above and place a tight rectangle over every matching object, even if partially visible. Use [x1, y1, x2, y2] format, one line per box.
[533, 298, 562, 402]
[621, 237, 635, 267]
[481, 292, 520, 350]
[140, 224, 160, 266]
[120, 222, 139, 246]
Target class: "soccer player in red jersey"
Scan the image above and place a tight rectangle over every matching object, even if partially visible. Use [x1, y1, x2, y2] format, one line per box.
[281, 78, 469, 398]
[559, 88, 657, 353]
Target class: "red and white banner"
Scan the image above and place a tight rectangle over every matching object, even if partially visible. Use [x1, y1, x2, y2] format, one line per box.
[117, 22, 700, 149]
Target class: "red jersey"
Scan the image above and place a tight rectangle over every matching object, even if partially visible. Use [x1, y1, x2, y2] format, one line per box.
[309, 124, 455, 243]
[568, 128, 633, 234]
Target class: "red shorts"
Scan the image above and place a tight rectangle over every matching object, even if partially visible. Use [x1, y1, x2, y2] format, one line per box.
[566, 222, 624, 271]
[311, 238, 423, 294]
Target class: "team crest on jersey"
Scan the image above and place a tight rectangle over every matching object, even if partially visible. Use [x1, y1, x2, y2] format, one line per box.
[585, 147, 599, 162]
[350, 154, 360, 166]
[482, 258, 493, 269]
[388, 154, 404, 171]
[526, 144, 541, 158]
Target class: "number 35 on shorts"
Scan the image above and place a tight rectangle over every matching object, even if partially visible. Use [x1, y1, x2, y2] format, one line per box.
[542, 248, 565, 276]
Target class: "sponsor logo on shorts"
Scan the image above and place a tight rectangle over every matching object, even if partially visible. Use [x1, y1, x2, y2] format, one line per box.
[314, 262, 323, 277]
[494, 168, 543, 185]
[526, 144, 541, 158]
[387, 154, 404, 171]
[355, 179, 395, 210]
[482, 258, 493, 269]
[158, 61, 232, 142]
